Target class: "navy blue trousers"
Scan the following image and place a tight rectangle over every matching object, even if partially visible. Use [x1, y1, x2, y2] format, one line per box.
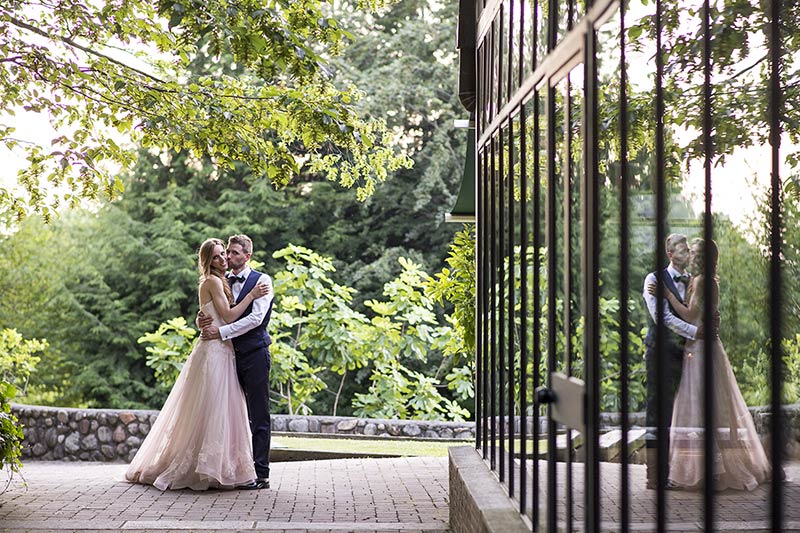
[235, 346, 271, 479]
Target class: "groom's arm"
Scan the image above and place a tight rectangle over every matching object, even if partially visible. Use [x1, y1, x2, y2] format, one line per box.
[217, 273, 274, 341]
[642, 272, 698, 340]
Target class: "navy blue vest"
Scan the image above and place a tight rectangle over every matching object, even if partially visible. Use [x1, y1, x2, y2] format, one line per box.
[644, 268, 687, 354]
[231, 269, 273, 355]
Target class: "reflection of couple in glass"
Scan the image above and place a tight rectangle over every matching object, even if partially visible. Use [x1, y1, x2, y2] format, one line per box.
[643, 234, 770, 491]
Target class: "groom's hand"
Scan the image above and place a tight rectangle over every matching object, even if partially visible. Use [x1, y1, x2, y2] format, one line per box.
[196, 311, 213, 330]
[201, 325, 221, 340]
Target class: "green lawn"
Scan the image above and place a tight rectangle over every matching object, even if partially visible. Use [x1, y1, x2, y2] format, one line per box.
[272, 436, 465, 457]
[272, 436, 548, 457]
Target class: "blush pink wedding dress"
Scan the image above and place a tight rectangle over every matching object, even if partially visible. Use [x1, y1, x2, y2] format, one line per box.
[125, 301, 255, 490]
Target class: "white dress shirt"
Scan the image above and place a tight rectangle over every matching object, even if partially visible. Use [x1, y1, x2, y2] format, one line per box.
[219, 266, 274, 342]
[643, 264, 697, 342]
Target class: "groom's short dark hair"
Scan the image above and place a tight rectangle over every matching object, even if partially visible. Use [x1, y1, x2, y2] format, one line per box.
[228, 234, 253, 255]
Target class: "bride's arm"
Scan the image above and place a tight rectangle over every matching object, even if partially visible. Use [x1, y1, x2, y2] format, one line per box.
[646, 281, 696, 323]
[202, 276, 268, 324]
[681, 277, 706, 324]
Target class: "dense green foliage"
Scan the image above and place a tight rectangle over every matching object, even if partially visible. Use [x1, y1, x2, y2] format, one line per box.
[0, 0, 464, 412]
[140, 245, 473, 419]
[1, 0, 410, 219]
[0, 329, 45, 475]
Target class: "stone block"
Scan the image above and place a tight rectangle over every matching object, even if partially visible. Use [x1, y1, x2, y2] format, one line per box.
[126, 436, 142, 448]
[308, 419, 320, 432]
[113, 426, 127, 443]
[139, 423, 150, 435]
[101, 445, 116, 459]
[119, 413, 137, 425]
[32, 443, 47, 457]
[336, 419, 358, 432]
[402, 424, 422, 437]
[64, 433, 80, 453]
[288, 419, 309, 433]
[128, 423, 139, 435]
[320, 423, 336, 434]
[81, 435, 98, 451]
[439, 428, 454, 439]
[272, 417, 287, 432]
[45, 428, 57, 447]
[56, 410, 68, 424]
[97, 426, 112, 443]
[363, 423, 377, 436]
[78, 419, 91, 434]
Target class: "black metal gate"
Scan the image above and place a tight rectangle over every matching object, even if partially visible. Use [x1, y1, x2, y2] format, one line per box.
[460, 0, 790, 530]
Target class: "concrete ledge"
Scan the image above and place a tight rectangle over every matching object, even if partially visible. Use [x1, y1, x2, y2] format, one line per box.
[448, 446, 529, 533]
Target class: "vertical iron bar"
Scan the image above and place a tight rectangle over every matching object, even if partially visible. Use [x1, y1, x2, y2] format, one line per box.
[519, 100, 529, 518]
[546, 86, 558, 533]
[508, 119, 516, 496]
[533, 89, 542, 530]
[518, 0, 524, 88]
[499, 130, 507, 483]
[483, 144, 491, 459]
[701, 0, 715, 530]
[619, 1, 631, 531]
[584, 19, 600, 533]
[563, 72, 574, 533]
[768, 0, 784, 530]
[654, 0, 668, 530]
[477, 144, 484, 453]
[498, 9, 507, 483]
[546, 0, 558, 529]
[508, 0, 514, 102]
[491, 133, 498, 472]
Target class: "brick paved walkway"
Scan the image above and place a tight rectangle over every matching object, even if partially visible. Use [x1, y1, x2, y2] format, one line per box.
[0, 458, 450, 533]
[2, 458, 798, 532]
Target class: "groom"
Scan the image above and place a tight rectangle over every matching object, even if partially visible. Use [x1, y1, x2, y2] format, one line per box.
[642, 233, 698, 490]
[198, 234, 274, 490]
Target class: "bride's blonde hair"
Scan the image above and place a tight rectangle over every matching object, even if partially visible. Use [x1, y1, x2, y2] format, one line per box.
[198, 238, 234, 305]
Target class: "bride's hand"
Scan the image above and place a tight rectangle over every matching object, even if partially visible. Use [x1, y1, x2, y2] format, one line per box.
[248, 283, 270, 300]
[646, 282, 658, 296]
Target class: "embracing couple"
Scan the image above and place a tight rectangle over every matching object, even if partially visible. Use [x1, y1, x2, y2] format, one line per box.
[643, 233, 770, 492]
[125, 234, 273, 491]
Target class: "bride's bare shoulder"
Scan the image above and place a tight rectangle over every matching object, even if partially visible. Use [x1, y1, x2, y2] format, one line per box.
[199, 275, 222, 288]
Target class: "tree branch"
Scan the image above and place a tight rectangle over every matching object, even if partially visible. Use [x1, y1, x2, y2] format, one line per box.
[7, 15, 167, 85]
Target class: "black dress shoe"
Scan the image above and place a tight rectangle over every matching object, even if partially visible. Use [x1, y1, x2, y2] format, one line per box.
[237, 478, 270, 490]
[646, 479, 680, 490]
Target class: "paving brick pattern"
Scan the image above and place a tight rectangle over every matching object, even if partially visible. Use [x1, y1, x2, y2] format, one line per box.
[0, 458, 449, 533]
[2, 458, 798, 532]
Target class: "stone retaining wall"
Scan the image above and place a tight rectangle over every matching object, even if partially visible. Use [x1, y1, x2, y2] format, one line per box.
[12, 402, 800, 463]
[10, 403, 475, 463]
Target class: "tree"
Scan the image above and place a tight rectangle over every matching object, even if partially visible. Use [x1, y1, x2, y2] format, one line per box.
[1, 328, 46, 476]
[0, 0, 410, 219]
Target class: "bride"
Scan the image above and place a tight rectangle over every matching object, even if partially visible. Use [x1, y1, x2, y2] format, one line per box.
[126, 238, 269, 490]
[649, 238, 770, 491]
